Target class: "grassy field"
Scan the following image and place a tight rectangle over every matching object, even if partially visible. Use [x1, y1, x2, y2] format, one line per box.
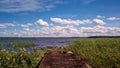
[64, 38, 120, 68]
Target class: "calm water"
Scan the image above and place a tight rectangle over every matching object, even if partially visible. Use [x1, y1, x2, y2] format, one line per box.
[0, 37, 80, 51]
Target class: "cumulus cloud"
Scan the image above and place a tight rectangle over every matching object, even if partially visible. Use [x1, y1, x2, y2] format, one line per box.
[0, 23, 16, 28]
[81, 26, 120, 36]
[23, 28, 30, 31]
[35, 19, 49, 26]
[0, 0, 63, 12]
[2, 25, 120, 37]
[81, 26, 107, 33]
[20, 23, 32, 27]
[1, 16, 120, 37]
[51, 17, 106, 26]
[93, 19, 106, 25]
[0, 23, 32, 28]
[96, 15, 105, 18]
[0, 24, 8, 28]
[19, 25, 81, 37]
[107, 17, 120, 21]
[50, 17, 92, 26]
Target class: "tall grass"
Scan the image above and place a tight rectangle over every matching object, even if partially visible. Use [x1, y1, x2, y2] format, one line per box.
[0, 42, 5, 46]
[0, 41, 36, 47]
[9, 41, 36, 47]
[64, 38, 120, 68]
[0, 48, 47, 68]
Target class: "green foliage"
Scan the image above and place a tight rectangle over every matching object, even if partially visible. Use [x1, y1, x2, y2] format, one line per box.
[0, 42, 5, 46]
[9, 41, 36, 47]
[0, 48, 47, 68]
[64, 38, 120, 68]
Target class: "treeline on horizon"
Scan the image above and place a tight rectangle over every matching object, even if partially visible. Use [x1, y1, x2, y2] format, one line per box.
[88, 36, 120, 38]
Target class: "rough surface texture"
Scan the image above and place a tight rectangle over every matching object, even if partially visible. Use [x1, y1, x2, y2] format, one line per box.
[37, 49, 91, 68]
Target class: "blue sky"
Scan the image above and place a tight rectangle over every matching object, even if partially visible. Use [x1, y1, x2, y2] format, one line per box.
[0, 0, 120, 37]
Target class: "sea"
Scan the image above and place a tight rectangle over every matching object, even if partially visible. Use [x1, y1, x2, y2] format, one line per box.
[0, 37, 80, 51]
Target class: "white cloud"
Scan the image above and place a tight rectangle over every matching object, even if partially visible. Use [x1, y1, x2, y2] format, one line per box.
[50, 17, 92, 26]
[97, 15, 105, 18]
[93, 19, 106, 25]
[0, 23, 32, 28]
[0, 24, 7, 28]
[81, 26, 120, 36]
[0, 23, 16, 28]
[1, 16, 120, 37]
[2, 24, 119, 37]
[20, 23, 32, 27]
[23, 28, 30, 31]
[80, 0, 95, 4]
[35, 19, 49, 26]
[51, 17, 106, 26]
[50, 23, 54, 26]
[20, 25, 81, 37]
[107, 17, 120, 21]
[0, 0, 63, 12]
[81, 26, 107, 33]
[50, 25, 80, 37]
[82, 19, 92, 23]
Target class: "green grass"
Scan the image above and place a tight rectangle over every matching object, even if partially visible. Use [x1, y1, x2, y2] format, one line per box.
[64, 38, 120, 68]
[0, 48, 47, 68]
[9, 41, 36, 47]
[0, 42, 5, 46]
[0, 41, 36, 47]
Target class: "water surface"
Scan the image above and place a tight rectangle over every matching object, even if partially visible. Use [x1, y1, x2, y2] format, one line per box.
[0, 37, 80, 51]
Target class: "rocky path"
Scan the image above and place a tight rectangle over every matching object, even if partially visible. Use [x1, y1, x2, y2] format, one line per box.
[37, 49, 91, 68]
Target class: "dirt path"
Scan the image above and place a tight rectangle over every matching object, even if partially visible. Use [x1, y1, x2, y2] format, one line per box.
[37, 49, 91, 68]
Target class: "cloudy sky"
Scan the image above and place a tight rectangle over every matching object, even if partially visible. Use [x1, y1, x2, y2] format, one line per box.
[0, 0, 120, 37]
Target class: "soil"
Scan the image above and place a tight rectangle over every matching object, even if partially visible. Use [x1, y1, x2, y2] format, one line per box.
[37, 49, 91, 68]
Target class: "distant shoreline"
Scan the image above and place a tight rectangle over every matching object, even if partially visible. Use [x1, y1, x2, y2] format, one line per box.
[0, 36, 120, 38]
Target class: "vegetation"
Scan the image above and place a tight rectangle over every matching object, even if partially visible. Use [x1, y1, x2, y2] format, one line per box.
[0, 42, 5, 46]
[0, 48, 47, 68]
[0, 38, 120, 68]
[0, 41, 36, 47]
[64, 38, 120, 68]
[9, 41, 36, 47]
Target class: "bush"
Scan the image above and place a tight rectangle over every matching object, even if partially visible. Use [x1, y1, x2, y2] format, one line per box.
[0, 48, 47, 68]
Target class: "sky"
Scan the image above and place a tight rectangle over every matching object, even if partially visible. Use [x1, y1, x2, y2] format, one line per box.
[0, 0, 120, 37]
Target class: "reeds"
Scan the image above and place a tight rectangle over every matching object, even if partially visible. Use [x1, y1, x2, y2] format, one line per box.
[0, 41, 35, 47]
[9, 41, 36, 47]
[64, 38, 120, 68]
